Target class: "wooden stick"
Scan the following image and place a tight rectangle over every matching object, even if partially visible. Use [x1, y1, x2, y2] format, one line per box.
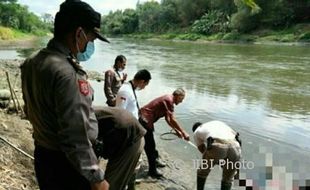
[12, 87, 23, 113]
[11, 72, 23, 113]
[0, 135, 34, 160]
[5, 71, 18, 113]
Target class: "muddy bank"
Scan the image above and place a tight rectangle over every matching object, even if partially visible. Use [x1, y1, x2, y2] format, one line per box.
[0, 37, 41, 50]
[0, 59, 192, 190]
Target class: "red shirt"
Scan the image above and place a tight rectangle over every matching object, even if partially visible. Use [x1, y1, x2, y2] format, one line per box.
[140, 94, 174, 129]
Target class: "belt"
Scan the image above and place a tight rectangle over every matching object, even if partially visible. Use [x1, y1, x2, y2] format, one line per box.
[212, 138, 236, 144]
[206, 136, 241, 150]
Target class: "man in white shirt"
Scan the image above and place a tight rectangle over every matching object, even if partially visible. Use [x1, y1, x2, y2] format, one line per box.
[116, 69, 151, 119]
[192, 121, 242, 190]
[115, 69, 151, 190]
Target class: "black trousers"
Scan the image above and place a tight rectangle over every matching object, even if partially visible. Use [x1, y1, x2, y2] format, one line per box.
[34, 144, 91, 190]
[142, 125, 159, 172]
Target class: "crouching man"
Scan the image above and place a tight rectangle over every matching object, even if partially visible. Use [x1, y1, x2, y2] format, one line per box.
[192, 121, 242, 190]
[94, 107, 146, 190]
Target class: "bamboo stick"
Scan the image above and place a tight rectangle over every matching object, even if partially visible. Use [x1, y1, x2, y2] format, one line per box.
[0, 135, 34, 160]
[5, 71, 18, 113]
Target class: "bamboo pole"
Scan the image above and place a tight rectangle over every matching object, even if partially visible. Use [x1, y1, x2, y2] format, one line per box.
[5, 71, 18, 113]
[11, 72, 23, 113]
[12, 86, 23, 113]
[0, 135, 34, 160]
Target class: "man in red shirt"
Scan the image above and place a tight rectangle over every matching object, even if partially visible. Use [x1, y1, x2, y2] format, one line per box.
[139, 88, 190, 178]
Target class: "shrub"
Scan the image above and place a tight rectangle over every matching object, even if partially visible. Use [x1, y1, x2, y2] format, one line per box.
[0, 26, 14, 40]
[222, 32, 241, 41]
[191, 10, 230, 35]
[298, 32, 310, 42]
[176, 33, 201, 41]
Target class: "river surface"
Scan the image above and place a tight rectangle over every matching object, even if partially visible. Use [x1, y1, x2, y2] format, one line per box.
[1, 38, 309, 189]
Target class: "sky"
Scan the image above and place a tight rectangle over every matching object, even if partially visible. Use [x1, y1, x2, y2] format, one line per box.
[17, 0, 160, 16]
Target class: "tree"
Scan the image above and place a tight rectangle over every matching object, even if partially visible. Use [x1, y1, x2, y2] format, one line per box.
[191, 10, 230, 35]
[242, 0, 261, 14]
[0, 0, 17, 3]
[0, 2, 49, 34]
[42, 13, 54, 24]
[158, 0, 180, 31]
[137, 1, 161, 32]
[230, 0, 260, 32]
[176, 0, 209, 27]
[122, 9, 139, 33]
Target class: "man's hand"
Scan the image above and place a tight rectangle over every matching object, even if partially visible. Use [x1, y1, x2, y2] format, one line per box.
[175, 130, 182, 138]
[91, 180, 109, 190]
[122, 73, 128, 81]
[182, 132, 190, 141]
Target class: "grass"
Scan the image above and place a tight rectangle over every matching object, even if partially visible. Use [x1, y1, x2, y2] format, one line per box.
[0, 26, 14, 40]
[0, 26, 47, 41]
[3, 23, 308, 44]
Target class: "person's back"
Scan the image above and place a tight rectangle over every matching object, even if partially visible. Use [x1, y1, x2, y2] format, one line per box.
[94, 106, 146, 190]
[194, 121, 236, 146]
[192, 121, 241, 190]
[140, 94, 174, 124]
[139, 88, 189, 178]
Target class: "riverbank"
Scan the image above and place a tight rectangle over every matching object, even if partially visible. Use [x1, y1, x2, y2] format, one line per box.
[0, 59, 192, 190]
[0, 37, 39, 50]
[120, 24, 310, 45]
[1, 24, 309, 49]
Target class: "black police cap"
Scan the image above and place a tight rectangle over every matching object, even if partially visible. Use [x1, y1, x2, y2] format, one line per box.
[55, 0, 109, 43]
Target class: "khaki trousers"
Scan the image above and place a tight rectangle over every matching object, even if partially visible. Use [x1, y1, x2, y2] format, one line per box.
[105, 138, 145, 190]
[197, 140, 241, 184]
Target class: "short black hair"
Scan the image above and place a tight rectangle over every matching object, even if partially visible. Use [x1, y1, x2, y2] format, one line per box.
[192, 122, 202, 132]
[114, 55, 127, 67]
[134, 69, 151, 81]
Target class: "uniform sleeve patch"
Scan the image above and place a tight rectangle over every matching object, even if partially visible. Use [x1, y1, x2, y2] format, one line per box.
[78, 80, 90, 96]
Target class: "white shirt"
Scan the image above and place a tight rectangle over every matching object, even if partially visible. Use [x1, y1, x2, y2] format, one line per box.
[193, 121, 236, 146]
[116, 82, 139, 119]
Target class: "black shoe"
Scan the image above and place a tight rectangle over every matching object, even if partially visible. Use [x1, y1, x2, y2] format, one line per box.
[148, 169, 163, 178]
[155, 159, 166, 168]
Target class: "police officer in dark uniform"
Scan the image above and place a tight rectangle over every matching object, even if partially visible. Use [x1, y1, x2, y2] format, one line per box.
[21, 1, 110, 189]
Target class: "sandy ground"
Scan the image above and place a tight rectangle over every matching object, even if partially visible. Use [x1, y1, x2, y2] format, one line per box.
[0, 59, 191, 190]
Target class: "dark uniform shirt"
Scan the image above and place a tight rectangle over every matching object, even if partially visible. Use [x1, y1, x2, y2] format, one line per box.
[21, 38, 104, 183]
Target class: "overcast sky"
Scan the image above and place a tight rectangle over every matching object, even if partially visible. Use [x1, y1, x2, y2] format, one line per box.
[17, 0, 160, 16]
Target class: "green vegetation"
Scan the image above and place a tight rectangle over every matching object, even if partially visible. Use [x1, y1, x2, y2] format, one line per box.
[0, 26, 33, 40]
[0, 26, 13, 40]
[101, 0, 309, 43]
[0, 0, 52, 40]
[0, 0, 308, 43]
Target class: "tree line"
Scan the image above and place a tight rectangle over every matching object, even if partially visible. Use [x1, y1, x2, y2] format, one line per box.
[0, 0, 51, 35]
[101, 0, 309, 35]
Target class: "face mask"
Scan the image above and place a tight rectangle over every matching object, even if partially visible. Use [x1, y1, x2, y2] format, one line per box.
[118, 68, 124, 72]
[77, 41, 94, 61]
[76, 30, 95, 62]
